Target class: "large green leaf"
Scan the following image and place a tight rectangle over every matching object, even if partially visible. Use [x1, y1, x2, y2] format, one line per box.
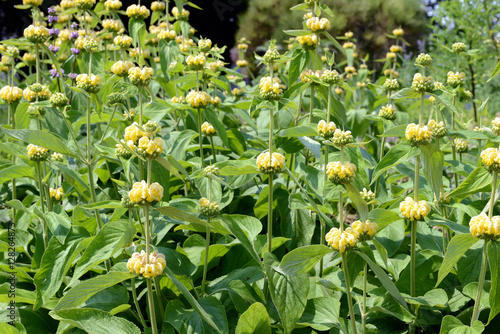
[34, 227, 89, 310]
[264, 252, 309, 334]
[448, 167, 492, 202]
[420, 144, 444, 201]
[488, 241, 500, 323]
[0, 165, 34, 183]
[50, 308, 140, 334]
[128, 18, 147, 51]
[279, 245, 332, 276]
[299, 297, 340, 331]
[54, 269, 135, 311]
[354, 250, 410, 312]
[156, 206, 212, 228]
[371, 143, 420, 184]
[219, 214, 263, 268]
[235, 302, 271, 334]
[205, 107, 229, 148]
[367, 209, 401, 230]
[439, 315, 484, 334]
[45, 211, 71, 245]
[436, 234, 479, 287]
[345, 183, 368, 221]
[0, 128, 77, 158]
[70, 220, 132, 286]
[278, 124, 318, 137]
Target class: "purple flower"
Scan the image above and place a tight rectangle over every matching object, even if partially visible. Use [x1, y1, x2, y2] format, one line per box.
[48, 15, 58, 24]
[49, 45, 60, 53]
[49, 28, 60, 36]
[69, 31, 79, 40]
[68, 72, 78, 80]
[48, 6, 56, 14]
[71, 22, 79, 30]
[50, 68, 61, 78]
[71, 48, 80, 55]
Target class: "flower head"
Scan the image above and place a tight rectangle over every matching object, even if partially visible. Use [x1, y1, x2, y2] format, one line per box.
[199, 197, 220, 217]
[186, 90, 210, 108]
[399, 197, 430, 221]
[379, 104, 397, 121]
[351, 220, 378, 241]
[76, 73, 102, 94]
[405, 123, 432, 145]
[0, 86, 23, 104]
[325, 227, 359, 253]
[454, 138, 469, 153]
[481, 148, 500, 173]
[331, 129, 354, 147]
[259, 76, 284, 100]
[27, 144, 49, 161]
[127, 250, 166, 278]
[306, 17, 330, 32]
[129, 181, 163, 205]
[126, 4, 150, 20]
[256, 152, 285, 174]
[326, 161, 356, 184]
[128, 67, 153, 87]
[50, 187, 64, 201]
[411, 73, 434, 93]
[201, 122, 216, 136]
[359, 188, 375, 202]
[317, 120, 336, 139]
[469, 213, 500, 240]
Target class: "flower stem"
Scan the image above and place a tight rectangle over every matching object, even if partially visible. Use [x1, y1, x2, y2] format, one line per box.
[362, 263, 367, 334]
[36, 161, 47, 247]
[86, 96, 103, 231]
[267, 175, 273, 253]
[198, 109, 204, 168]
[201, 220, 210, 298]
[470, 240, 489, 325]
[209, 136, 216, 164]
[489, 172, 498, 219]
[342, 252, 358, 334]
[146, 277, 158, 334]
[131, 277, 147, 327]
[9, 103, 16, 220]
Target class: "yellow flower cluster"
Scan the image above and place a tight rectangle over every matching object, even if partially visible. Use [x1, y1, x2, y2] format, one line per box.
[386, 52, 396, 59]
[114, 35, 133, 49]
[198, 38, 212, 52]
[321, 69, 341, 85]
[428, 119, 447, 138]
[259, 76, 284, 100]
[379, 104, 397, 121]
[24, 25, 50, 43]
[23, 87, 51, 102]
[469, 213, 500, 240]
[126, 4, 150, 20]
[300, 69, 321, 84]
[23, 0, 43, 6]
[326, 161, 356, 184]
[399, 197, 431, 221]
[360, 187, 375, 202]
[384, 68, 399, 78]
[104, 0, 122, 11]
[199, 197, 220, 217]
[186, 90, 210, 108]
[345, 31, 354, 38]
[128, 67, 153, 87]
[51, 152, 63, 162]
[124, 122, 145, 143]
[390, 45, 403, 53]
[325, 227, 359, 253]
[170, 96, 184, 104]
[393, 28, 404, 37]
[186, 54, 206, 71]
[411, 73, 434, 92]
[343, 42, 355, 49]
[23, 53, 36, 63]
[481, 148, 500, 173]
[115, 139, 136, 159]
[137, 137, 164, 159]
[405, 123, 432, 145]
[352, 220, 378, 241]
[50, 187, 64, 201]
[102, 19, 123, 33]
[256, 151, 285, 174]
[158, 29, 176, 41]
[172, 7, 190, 20]
[447, 71, 465, 88]
[331, 129, 354, 147]
[454, 138, 469, 153]
[111, 60, 134, 77]
[452, 42, 467, 54]
[129, 181, 164, 205]
[27, 144, 49, 161]
[232, 87, 245, 96]
[306, 17, 331, 32]
[76, 74, 102, 94]
[211, 96, 221, 106]
[297, 34, 317, 49]
[127, 250, 166, 278]
[207, 60, 225, 72]
[201, 122, 216, 136]
[317, 120, 336, 139]
[60, 0, 75, 9]
[0, 86, 23, 104]
[236, 59, 248, 67]
[151, 1, 165, 11]
[75, 0, 95, 10]
[415, 53, 432, 67]
[492, 117, 500, 135]
[204, 165, 220, 178]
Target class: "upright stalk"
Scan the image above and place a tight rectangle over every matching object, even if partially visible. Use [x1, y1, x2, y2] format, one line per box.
[339, 146, 345, 232]
[36, 161, 47, 247]
[131, 277, 147, 327]
[201, 177, 213, 297]
[362, 264, 367, 334]
[198, 109, 204, 168]
[342, 252, 358, 334]
[145, 158, 157, 334]
[86, 96, 103, 230]
[470, 240, 489, 325]
[9, 104, 16, 221]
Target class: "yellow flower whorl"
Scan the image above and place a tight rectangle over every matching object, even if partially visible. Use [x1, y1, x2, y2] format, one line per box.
[351, 220, 378, 241]
[326, 161, 356, 185]
[469, 213, 500, 240]
[129, 181, 164, 205]
[257, 152, 285, 174]
[126, 250, 166, 278]
[405, 123, 432, 146]
[325, 227, 359, 253]
[399, 197, 430, 221]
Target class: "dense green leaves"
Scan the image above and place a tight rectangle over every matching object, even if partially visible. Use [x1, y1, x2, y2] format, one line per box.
[436, 234, 479, 287]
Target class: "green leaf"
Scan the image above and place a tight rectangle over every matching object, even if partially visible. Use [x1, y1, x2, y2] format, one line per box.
[390, 88, 420, 100]
[299, 297, 340, 331]
[0, 128, 77, 158]
[70, 220, 132, 286]
[0, 165, 34, 184]
[345, 183, 368, 221]
[219, 214, 263, 268]
[367, 209, 401, 230]
[128, 18, 147, 50]
[156, 206, 212, 228]
[54, 269, 135, 311]
[448, 167, 492, 202]
[55, 163, 91, 200]
[488, 60, 500, 82]
[378, 124, 407, 138]
[50, 308, 140, 334]
[284, 29, 312, 36]
[264, 252, 309, 334]
[440, 315, 484, 334]
[420, 144, 444, 201]
[218, 160, 257, 176]
[323, 31, 345, 54]
[81, 200, 123, 210]
[34, 227, 89, 310]
[278, 124, 318, 137]
[0, 323, 21, 334]
[46, 211, 71, 245]
[279, 245, 332, 276]
[436, 234, 479, 287]
[162, 266, 223, 334]
[235, 302, 271, 334]
[205, 107, 229, 148]
[488, 241, 500, 323]
[354, 250, 410, 312]
[371, 143, 420, 184]
[156, 156, 184, 181]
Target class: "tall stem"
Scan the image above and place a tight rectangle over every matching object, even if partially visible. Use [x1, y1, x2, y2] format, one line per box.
[489, 172, 498, 220]
[86, 96, 103, 230]
[9, 103, 16, 221]
[362, 263, 367, 334]
[470, 240, 488, 325]
[36, 162, 47, 247]
[201, 177, 213, 298]
[342, 252, 358, 334]
[209, 136, 216, 164]
[198, 109, 204, 168]
[131, 278, 147, 327]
